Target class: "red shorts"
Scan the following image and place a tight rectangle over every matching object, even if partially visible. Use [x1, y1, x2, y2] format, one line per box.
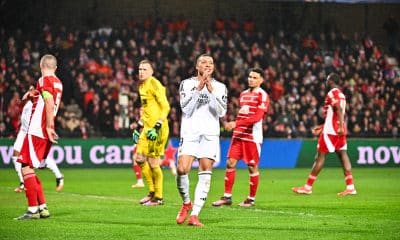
[17, 135, 52, 168]
[317, 133, 347, 153]
[227, 138, 261, 166]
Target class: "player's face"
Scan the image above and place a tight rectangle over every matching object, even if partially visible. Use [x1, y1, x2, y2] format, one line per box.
[248, 71, 263, 89]
[196, 56, 214, 76]
[138, 63, 153, 81]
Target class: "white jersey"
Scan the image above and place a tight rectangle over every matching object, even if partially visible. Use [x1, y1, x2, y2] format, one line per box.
[179, 77, 227, 140]
[20, 101, 33, 133]
[13, 102, 32, 152]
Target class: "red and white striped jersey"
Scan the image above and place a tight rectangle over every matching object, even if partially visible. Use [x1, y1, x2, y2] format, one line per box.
[323, 88, 346, 135]
[232, 87, 269, 143]
[28, 75, 63, 139]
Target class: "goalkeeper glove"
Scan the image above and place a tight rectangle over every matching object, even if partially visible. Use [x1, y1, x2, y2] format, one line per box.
[132, 121, 143, 144]
[146, 122, 162, 141]
[132, 130, 140, 144]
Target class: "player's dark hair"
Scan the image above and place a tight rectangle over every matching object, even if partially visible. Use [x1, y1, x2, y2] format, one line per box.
[249, 67, 264, 78]
[327, 72, 340, 84]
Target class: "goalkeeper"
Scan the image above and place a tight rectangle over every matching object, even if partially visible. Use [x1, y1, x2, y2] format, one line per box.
[132, 59, 170, 206]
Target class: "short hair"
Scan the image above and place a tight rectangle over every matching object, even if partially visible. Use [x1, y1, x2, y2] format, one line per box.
[139, 59, 155, 71]
[327, 72, 340, 84]
[249, 67, 264, 79]
[40, 54, 57, 70]
[196, 53, 213, 65]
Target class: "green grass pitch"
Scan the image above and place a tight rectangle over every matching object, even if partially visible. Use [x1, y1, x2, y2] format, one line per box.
[1, 168, 399, 239]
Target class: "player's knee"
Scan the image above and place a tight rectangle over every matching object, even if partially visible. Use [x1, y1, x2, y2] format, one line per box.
[248, 164, 258, 173]
[226, 159, 237, 168]
[177, 165, 188, 175]
[135, 154, 145, 165]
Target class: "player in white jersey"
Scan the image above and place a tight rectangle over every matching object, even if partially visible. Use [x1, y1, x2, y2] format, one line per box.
[175, 54, 227, 226]
[12, 88, 64, 193]
[15, 54, 64, 220]
[212, 68, 269, 207]
[292, 73, 357, 196]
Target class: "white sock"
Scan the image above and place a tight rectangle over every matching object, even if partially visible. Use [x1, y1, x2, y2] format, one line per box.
[13, 156, 24, 184]
[191, 171, 212, 216]
[176, 174, 190, 204]
[347, 184, 355, 190]
[45, 158, 63, 179]
[39, 204, 47, 210]
[28, 206, 39, 213]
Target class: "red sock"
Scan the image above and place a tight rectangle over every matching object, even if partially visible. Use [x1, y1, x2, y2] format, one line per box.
[24, 173, 38, 207]
[133, 164, 142, 180]
[249, 173, 259, 198]
[306, 174, 317, 187]
[35, 176, 46, 205]
[345, 171, 354, 186]
[224, 169, 236, 195]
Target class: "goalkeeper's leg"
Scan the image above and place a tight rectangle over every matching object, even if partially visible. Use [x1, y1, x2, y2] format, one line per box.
[149, 157, 163, 201]
[138, 161, 154, 191]
[137, 155, 155, 204]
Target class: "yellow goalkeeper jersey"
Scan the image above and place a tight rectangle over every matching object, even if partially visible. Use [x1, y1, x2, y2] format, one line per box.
[139, 76, 170, 128]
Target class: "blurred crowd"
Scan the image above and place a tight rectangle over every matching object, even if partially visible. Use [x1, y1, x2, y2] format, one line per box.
[0, 16, 399, 139]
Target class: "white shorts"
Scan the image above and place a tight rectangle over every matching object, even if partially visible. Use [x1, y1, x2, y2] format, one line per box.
[178, 135, 220, 161]
[13, 130, 27, 153]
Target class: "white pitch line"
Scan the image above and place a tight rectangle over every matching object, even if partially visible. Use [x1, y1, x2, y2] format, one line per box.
[2, 186, 334, 217]
[222, 205, 335, 218]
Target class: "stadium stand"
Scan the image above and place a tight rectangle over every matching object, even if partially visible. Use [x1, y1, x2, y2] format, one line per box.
[0, 16, 399, 139]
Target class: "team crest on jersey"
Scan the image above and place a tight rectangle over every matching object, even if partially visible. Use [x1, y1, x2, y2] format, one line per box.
[198, 93, 210, 104]
[239, 105, 250, 114]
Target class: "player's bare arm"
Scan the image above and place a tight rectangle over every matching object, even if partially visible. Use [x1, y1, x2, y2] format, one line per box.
[312, 125, 323, 136]
[43, 91, 58, 143]
[20, 86, 35, 106]
[197, 77, 206, 91]
[224, 121, 236, 131]
[204, 69, 214, 93]
[336, 105, 345, 136]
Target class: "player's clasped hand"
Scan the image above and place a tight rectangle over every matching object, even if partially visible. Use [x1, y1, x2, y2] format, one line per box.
[132, 130, 140, 144]
[146, 128, 158, 141]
